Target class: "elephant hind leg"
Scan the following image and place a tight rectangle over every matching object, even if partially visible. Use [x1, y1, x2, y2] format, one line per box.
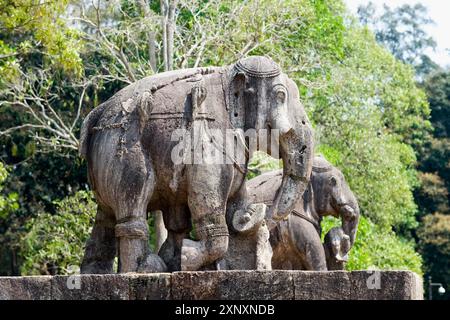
[115, 214, 150, 273]
[114, 211, 167, 273]
[81, 206, 117, 274]
[115, 202, 167, 273]
[111, 148, 167, 273]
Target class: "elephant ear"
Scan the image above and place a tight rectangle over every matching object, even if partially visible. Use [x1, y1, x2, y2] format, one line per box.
[229, 71, 247, 129]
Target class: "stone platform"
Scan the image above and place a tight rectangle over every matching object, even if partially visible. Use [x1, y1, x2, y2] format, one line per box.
[0, 270, 423, 300]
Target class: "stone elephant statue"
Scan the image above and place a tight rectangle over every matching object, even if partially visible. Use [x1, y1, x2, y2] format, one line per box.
[247, 155, 360, 270]
[78, 56, 314, 273]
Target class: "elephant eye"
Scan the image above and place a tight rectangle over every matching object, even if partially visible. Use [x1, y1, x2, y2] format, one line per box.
[275, 89, 286, 104]
[329, 176, 337, 186]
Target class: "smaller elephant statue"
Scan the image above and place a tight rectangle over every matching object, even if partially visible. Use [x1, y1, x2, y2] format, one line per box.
[323, 227, 351, 270]
[247, 155, 360, 270]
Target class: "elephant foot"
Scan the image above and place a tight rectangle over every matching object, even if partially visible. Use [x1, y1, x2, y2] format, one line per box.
[137, 253, 168, 273]
[181, 239, 206, 271]
[181, 235, 229, 271]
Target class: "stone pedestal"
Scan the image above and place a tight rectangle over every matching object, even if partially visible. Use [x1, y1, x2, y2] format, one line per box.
[0, 270, 423, 300]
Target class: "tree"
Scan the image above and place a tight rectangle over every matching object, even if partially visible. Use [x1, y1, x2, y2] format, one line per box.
[418, 213, 450, 300]
[415, 172, 449, 216]
[0, 0, 84, 79]
[20, 191, 96, 275]
[0, 163, 18, 220]
[415, 70, 450, 299]
[0, 162, 19, 275]
[357, 2, 439, 78]
[308, 18, 429, 232]
[422, 71, 450, 139]
[356, 2, 449, 299]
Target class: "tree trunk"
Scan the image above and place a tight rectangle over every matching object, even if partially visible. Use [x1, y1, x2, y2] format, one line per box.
[148, 31, 157, 72]
[166, 0, 178, 71]
[160, 0, 169, 71]
[11, 248, 18, 276]
[137, 0, 157, 73]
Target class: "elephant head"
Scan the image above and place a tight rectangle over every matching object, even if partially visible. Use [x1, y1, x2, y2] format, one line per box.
[227, 56, 314, 226]
[323, 227, 351, 270]
[311, 156, 360, 246]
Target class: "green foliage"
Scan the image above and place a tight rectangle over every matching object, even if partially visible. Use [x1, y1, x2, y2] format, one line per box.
[0, 0, 83, 80]
[415, 70, 449, 299]
[308, 21, 426, 231]
[20, 191, 96, 275]
[0, 162, 18, 220]
[422, 72, 450, 138]
[418, 213, 450, 300]
[322, 215, 422, 274]
[415, 172, 449, 216]
[247, 152, 282, 180]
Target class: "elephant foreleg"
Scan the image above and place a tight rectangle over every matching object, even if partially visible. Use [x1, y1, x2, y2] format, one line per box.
[302, 241, 327, 271]
[159, 207, 191, 271]
[81, 206, 116, 274]
[289, 216, 327, 271]
[181, 166, 231, 271]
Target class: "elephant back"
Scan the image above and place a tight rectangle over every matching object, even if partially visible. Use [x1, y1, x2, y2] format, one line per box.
[79, 66, 225, 158]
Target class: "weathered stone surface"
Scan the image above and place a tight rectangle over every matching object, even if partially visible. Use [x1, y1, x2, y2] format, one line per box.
[293, 271, 352, 300]
[79, 55, 315, 273]
[0, 276, 51, 300]
[349, 271, 424, 300]
[51, 274, 130, 300]
[171, 271, 295, 300]
[129, 273, 171, 300]
[248, 156, 360, 272]
[0, 271, 423, 300]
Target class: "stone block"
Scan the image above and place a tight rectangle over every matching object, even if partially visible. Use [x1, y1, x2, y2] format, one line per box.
[0, 276, 51, 300]
[129, 273, 171, 300]
[171, 270, 295, 300]
[0, 271, 423, 300]
[293, 271, 352, 300]
[51, 274, 130, 300]
[349, 270, 423, 300]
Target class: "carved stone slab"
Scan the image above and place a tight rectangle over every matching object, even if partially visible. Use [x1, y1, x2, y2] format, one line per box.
[0, 271, 423, 300]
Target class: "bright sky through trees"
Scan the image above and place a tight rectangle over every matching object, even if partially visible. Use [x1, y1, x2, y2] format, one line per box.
[345, 0, 450, 67]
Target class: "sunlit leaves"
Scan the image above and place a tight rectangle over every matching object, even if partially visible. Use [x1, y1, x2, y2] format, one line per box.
[20, 191, 96, 275]
[0, 0, 83, 77]
[0, 163, 19, 220]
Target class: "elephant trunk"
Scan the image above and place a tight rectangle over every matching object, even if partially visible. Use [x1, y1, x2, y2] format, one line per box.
[340, 201, 360, 246]
[267, 123, 313, 227]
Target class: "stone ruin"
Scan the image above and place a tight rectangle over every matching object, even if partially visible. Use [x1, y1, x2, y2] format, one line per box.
[0, 56, 423, 300]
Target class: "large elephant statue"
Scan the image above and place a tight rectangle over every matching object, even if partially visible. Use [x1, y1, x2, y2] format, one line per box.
[78, 56, 314, 273]
[247, 155, 360, 270]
